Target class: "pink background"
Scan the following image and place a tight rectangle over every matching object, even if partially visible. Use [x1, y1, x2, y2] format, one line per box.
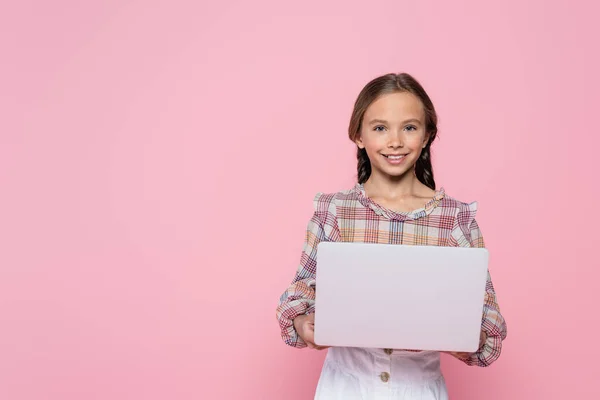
[2, 0, 599, 398]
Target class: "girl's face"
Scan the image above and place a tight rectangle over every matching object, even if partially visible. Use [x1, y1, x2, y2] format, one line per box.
[355, 92, 430, 182]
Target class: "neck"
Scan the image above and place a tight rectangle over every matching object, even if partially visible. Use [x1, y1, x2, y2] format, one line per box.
[364, 169, 423, 199]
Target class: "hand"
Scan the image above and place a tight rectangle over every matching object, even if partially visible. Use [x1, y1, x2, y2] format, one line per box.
[293, 313, 330, 350]
[447, 330, 487, 359]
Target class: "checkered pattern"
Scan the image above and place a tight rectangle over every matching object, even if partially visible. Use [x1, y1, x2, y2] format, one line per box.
[276, 183, 507, 367]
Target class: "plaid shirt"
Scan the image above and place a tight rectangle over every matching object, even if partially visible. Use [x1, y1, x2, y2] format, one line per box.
[276, 183, 507, 367]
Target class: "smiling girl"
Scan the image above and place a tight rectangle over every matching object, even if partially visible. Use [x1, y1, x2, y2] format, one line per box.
[276, 73, 507, 399]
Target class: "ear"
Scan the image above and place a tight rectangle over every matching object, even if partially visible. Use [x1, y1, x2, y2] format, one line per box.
[355, 135, 365, 149]
[422, 132, 431, 149]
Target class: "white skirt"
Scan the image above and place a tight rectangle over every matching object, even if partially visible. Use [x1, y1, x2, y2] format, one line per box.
[314, 347, 448, 400]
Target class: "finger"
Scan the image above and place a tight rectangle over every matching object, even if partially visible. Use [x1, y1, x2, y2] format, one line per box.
[309, 343, 329, 350]
[452, 352, 470, 359]
[479, 331, 488, 347]
[303, 329, 315, 343]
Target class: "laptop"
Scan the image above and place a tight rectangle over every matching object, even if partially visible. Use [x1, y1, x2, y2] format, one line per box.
[313, 242, 489, 352]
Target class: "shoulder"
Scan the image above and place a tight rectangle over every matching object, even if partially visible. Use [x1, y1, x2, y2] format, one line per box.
[438, 191, 480, 228]
[438, 191, 483, 246]
[312, 186, 360, 214]
[439, 191, 478, 215]
[309, 188, 356, 241]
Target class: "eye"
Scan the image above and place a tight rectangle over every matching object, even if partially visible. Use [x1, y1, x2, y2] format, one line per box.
[404, 125, 417, 132]
[374, 125, 386, 132]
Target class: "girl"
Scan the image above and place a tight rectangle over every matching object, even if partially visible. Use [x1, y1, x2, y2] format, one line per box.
[276, 73, 507, 399]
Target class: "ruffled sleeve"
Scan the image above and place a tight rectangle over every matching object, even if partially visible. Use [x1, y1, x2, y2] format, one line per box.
[275, 193, 340, 348]
[452, 202, 508, 366]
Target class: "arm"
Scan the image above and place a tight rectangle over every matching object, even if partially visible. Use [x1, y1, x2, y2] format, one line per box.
[276, 212, 325, 348]
[454, 219, 508, 366]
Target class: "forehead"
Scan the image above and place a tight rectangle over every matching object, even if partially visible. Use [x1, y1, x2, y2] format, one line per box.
[364, 92, 424, 122]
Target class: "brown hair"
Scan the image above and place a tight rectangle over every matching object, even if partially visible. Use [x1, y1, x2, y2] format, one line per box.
[348, 73, 438, 189]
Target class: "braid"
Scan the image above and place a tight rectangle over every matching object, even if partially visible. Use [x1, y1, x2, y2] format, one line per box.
[415, 145, 436, 190]
[357, 148, 371, 184]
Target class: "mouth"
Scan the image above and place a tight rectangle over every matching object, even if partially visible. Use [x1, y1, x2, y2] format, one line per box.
[382, 154, 407, 160]
[382, 154, 407, 165]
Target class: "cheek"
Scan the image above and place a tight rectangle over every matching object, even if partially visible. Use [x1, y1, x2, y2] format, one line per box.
[407, 134, 428, 149]
[361, 132, 382, 148]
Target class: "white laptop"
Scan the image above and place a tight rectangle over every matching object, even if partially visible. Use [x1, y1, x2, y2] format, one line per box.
[313, 242, 489, 352]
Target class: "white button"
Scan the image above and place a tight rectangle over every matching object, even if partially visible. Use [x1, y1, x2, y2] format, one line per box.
[380, 372, 390, 382]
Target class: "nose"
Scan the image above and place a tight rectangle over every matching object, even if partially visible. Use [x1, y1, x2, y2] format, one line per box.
[387, 131, 404, 148]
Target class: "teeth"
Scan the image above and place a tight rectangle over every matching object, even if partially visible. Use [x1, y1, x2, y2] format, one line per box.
[387, 155, 404, 159]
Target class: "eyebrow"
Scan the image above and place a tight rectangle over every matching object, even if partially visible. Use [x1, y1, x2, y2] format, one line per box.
[367, 118, 422, 125]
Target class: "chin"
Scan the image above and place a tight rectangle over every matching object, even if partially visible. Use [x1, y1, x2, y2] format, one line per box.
[377, 166, 413, 179]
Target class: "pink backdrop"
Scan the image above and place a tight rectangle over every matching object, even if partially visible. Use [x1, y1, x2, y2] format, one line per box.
[2, 0, 599, 398]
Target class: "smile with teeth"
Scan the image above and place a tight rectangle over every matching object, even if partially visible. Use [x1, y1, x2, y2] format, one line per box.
[383, 154, 407, 165]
